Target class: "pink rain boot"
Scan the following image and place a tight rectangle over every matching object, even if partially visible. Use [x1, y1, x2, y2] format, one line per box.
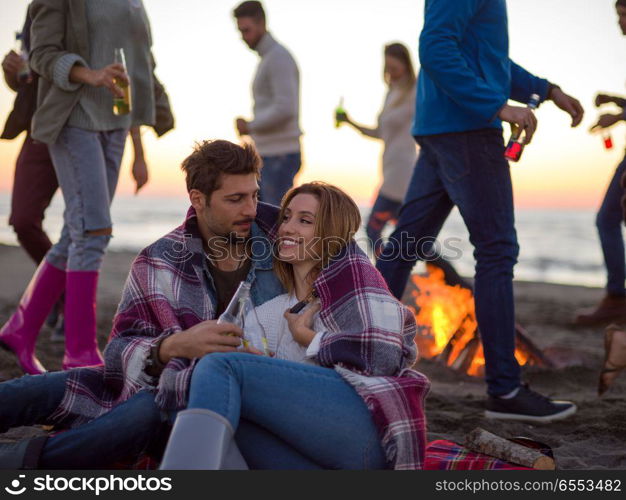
[0, 261, 66, 374]
[62, 271, 104, 370]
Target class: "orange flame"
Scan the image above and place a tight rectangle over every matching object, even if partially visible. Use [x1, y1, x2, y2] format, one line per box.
[407, 265, 529, 377]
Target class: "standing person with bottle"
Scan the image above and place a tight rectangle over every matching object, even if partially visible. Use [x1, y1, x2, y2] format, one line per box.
[233, 1, 302, 206]
[336, 43, 418, 257]
[1, 7, 65, 341]
[0, 0, 162, 375]
[376, 0, 585, 422]
[575, 0, 626, 326]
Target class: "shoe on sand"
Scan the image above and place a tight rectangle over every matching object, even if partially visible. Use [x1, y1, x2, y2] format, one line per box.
[485, 385, 577, 423]
[575, 295, 626, 326]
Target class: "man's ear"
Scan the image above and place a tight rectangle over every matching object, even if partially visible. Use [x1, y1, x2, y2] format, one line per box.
[189, 189, 208, 210]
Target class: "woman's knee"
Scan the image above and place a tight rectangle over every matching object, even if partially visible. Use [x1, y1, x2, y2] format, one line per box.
[193, 352, 241, 380]
[67, 231, 112, 271]
[86, 227, 112, 237]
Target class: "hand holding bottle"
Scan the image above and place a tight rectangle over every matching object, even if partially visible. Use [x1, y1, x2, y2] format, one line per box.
[70, 63, 127, 97]
[590, 113, 622, 132]
[590, 113, 621, 150]
[2, 50, 23, 77]
[499, 104, 538, 145]
[334, 97, 347, 128]
[158, 320, 244, 363]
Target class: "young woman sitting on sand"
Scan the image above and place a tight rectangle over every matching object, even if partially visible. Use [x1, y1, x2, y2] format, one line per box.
[160, 182, 430, 470]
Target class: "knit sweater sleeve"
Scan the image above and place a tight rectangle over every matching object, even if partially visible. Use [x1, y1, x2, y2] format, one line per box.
[248, 50, 299, 133]
[30, 0, 87, 91]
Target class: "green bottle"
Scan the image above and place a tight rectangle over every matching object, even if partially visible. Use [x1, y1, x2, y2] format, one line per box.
[334, 97, 345, 128]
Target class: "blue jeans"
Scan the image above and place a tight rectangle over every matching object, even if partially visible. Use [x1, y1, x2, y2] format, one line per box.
[259, 152, 301, 206]
[366, 192, 402, 257]
[47, 126, 127, 271]
[377, 129, 520, 396]
[0, 372, 167, 468]
[597, 153, 626, 296]
[188, 353, 388, 469]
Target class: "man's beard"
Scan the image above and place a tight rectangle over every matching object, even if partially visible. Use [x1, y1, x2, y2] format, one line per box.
[225, 231, 249, 246]
[205, 227, 251, 262]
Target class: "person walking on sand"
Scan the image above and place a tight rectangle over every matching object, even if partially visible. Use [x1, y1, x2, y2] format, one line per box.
[0, 0, 172, 376]
[376, 0, 585, 422]
[337, 43, 418, 257]
[2, 4, 65, 340]
[575, 0, 626, 326]
[233, 1, 302, 206]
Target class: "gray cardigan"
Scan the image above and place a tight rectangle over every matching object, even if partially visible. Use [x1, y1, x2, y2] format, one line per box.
[29, 0, 169, 144]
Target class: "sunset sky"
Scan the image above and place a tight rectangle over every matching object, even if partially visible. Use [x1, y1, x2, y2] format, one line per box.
[0, 0, 625, 208]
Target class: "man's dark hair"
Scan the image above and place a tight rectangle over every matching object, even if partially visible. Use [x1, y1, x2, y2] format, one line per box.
[618, 0, 626, 7]
[233, 1, 266, 22]
[181, 140, 262, 200]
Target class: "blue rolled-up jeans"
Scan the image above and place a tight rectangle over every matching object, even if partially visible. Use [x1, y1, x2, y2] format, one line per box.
[259, 152, 301, 206]
[46, 126, 127, 272]
[376, 129, 520, 396]
[0, 371, 166, 468]
[596, 152, 626, 296]
[188, 353, 388, 469]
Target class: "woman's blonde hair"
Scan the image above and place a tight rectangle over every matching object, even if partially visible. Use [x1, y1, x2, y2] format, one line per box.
[274, 182, 361, 294]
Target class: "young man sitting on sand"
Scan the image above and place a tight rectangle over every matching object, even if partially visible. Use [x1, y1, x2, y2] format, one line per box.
[0, 140, 285, 469]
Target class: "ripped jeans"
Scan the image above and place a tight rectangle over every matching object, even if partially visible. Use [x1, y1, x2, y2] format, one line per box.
[46, 126, 127, 271]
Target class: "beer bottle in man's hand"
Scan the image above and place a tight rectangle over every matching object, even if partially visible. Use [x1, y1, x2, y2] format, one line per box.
[504, 93, 540, 163]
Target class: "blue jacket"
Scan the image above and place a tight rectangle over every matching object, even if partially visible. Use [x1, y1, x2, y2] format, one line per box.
[413, 0, 549, 136]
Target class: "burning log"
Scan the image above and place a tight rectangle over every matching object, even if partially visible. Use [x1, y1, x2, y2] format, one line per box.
[404, 266, 553, 376]
[515, 324, 556, 369]
[464, 428, 556, 470]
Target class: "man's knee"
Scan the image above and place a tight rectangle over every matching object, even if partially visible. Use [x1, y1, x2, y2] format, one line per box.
[596, 208, 622, 232]
[126, 391, 163, 426]
[10, 216, 42, 238]
[475, 239, 519, 267]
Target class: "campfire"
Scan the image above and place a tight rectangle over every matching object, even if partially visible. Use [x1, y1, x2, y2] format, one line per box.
[403, 264, 553, 376]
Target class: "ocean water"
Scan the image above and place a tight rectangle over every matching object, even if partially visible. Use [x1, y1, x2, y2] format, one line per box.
[0, 192, 614, 288]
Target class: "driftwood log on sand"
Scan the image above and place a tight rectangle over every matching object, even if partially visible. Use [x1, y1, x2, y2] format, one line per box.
[464, 428, 556, 470]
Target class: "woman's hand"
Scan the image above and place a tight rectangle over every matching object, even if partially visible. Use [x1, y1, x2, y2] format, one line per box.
[70, 63, 128, 97]
[336, 111, 350, 124]
[284, 302, 320, 347]
[132, 155, 149, 193]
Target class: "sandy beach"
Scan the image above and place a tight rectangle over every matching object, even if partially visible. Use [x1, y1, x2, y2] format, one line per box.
[0, 243, 624, 470]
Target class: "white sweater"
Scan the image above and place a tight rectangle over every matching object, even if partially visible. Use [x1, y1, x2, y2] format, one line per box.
[244, 293, 324, 363]
[362, 83, 418, 202]
[248, 33, 302, 156]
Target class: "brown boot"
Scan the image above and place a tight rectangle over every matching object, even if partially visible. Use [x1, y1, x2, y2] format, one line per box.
[574, 295, 626, 326]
